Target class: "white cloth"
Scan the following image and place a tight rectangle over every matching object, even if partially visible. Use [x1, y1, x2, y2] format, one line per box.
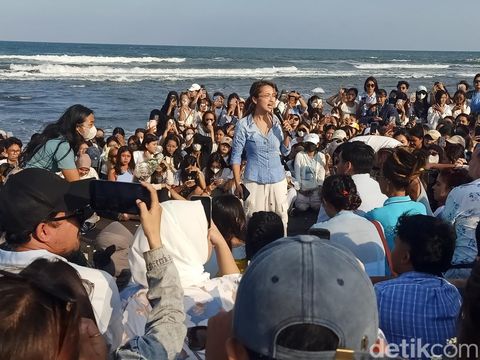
[243, 178, 288, 234]
[311, 210, 386, 276]
[317, 174, 387, 222]
[427, 106, 452, 129]
[294, 151, 326, 190]
[450, 104, 471, 118]
[349, 135, 402, 153]
[80, 167, 99, 180]
[130, 200, 210, 288]
[0, 249, 123, 349]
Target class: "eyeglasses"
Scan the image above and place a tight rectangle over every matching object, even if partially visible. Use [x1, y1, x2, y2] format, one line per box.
[366, 83, 376, 88]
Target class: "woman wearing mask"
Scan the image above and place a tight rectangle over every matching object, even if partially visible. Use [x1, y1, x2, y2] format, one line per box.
[203, 152, 234, 196]
[175, 155, 206, 199]
[293, 133, 327, 212]
[412, 85, 429, 122]
[21, 104, 96, 181]
[231, 80, 293, 233]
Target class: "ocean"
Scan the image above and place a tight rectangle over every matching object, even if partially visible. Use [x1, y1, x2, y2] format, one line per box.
[0, 41, 479, 142]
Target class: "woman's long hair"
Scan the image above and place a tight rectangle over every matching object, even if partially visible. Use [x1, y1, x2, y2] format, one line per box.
[21, 104, 93, 167]
[114, 146, 135, 175]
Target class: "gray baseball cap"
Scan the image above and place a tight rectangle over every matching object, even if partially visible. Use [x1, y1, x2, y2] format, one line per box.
[232, 235, 378, 359]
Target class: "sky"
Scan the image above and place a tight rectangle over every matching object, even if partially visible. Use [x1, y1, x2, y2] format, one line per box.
[1, 0, 479, 52]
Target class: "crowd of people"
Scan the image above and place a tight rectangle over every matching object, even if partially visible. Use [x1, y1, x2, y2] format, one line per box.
[1, 74, 480, 359]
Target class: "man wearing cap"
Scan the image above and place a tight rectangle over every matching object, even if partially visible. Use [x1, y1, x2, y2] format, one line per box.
[0, 168, 123, 348]
[207, 236, 380, 359]
[316, 141, 387, 223]
[442, 143, 480, 278]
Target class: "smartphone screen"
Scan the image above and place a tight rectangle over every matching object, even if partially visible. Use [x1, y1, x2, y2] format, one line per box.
[190, 195, 212, 228]
[90, 180, 151, 215]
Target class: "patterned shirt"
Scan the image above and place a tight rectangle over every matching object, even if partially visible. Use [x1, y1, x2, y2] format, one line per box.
[375, 271, 461, 357]
[442, 178, 480, 265]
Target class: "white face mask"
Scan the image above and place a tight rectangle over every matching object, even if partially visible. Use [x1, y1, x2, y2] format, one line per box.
[297, 130, 305, 137]
[211, 167, 220, 174]
[81, 125, 97, 141]
[418, 93, 426, 100]
[206, 120, 213, 126]
[185, 134, 194, 141]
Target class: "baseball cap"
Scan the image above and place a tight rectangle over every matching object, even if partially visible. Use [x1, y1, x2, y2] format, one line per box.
[0, 169, 91, 236]
[417, 85, 428, 93]
[332, 129, 347, 141]
[188, 83, 201, 92]
[220, 136, 233, 147]
[303, 133, 320, 145]
[446, 135, 466, 148]
[233, 236, 378, 359]
[425, 130, 441, 141]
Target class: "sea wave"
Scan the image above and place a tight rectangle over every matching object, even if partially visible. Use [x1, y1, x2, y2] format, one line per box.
[0, 54, 186, 64]
[353, 63, 449, 70]
[0, 63, 448, 81]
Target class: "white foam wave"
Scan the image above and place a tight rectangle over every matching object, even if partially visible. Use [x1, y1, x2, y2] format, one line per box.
[390, 59, 410, 62]
[0, 63, 446, 81]
[0, 54, 186, 64]
[354, 63, 449, 70]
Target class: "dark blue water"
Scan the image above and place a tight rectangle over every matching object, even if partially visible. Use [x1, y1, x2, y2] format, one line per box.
[1, 41, 479, 141]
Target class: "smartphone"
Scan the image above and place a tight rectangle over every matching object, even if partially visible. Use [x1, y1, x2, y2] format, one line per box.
[370, 122, 379, 134]
[240, 183, 250, 201]
[190, 195, 212, 227]
[90, 180, 151, 215]
[308, 227, 330, 240]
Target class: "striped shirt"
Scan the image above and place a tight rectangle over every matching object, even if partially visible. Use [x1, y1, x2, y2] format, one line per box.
[375, 271, 461, 356]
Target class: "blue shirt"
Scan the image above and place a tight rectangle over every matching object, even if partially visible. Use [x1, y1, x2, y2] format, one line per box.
[470, 91, 480, 114]
[25, 138, 76, 172]
[375, 272, 461, 358]
[366, 196, 427, 250]
[231, 115, 290, 184]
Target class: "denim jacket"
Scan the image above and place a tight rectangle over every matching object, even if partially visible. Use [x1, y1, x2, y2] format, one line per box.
[231, 115, 290, 184]
[115, 247, 186, 360]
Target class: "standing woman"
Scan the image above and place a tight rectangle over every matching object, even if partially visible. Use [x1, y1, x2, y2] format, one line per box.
[21, 104, 96, 181]
[108, 146, 135, 182]
[231, 80, 292, 232]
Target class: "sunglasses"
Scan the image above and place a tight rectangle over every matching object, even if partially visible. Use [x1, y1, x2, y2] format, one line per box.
[366, 83, 376, 87]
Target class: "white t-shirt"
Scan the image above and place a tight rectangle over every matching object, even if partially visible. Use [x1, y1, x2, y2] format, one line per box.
[294, 151, 327, 190]
[311, 210, 386, 276]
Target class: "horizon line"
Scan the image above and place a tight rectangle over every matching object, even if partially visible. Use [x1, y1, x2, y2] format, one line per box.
[1, 39, 479, 53]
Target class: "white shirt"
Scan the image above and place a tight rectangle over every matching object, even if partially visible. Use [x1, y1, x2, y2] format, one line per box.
[0, 249, 123, 348]
[349, 135, 402, 153]
[294, 151, 327, 191]
[427, 106, 452, 129]
[316, 173, 387, 222]
[311, 210, 386, 276]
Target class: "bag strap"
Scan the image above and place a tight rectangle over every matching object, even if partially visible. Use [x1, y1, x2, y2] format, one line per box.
[370, 220, 396, 276]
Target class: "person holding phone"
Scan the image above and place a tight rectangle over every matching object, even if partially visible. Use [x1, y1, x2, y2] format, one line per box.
[231, 80, 292, 233]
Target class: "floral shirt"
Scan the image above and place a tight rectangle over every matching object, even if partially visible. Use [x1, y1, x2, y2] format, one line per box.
[442, 178, 480, 265]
